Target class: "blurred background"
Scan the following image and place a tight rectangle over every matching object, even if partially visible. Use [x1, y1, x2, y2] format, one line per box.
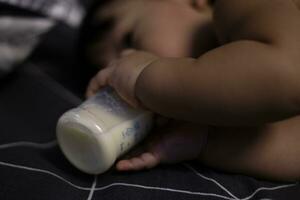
[0, 0, 97, 98]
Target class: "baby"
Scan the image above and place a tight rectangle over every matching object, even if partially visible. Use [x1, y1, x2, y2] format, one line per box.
[82, 0, 300, 181]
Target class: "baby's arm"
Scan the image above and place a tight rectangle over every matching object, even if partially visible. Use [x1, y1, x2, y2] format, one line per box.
[135, 0, 300, 126]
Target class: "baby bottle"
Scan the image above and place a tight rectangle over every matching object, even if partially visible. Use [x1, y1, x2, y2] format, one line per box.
[56, 87, 153, 174]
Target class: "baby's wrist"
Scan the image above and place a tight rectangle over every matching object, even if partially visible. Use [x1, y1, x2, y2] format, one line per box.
[131, 57, 159, 109]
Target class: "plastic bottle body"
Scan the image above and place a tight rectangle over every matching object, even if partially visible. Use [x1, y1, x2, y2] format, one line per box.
[56, 88, 153, 174]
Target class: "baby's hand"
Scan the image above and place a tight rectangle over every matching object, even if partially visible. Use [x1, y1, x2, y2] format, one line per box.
[116, 121, 208, 171]
[86, 49, 159, 107]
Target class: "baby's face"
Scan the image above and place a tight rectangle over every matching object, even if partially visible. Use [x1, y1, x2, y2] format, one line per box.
[86, 0, 215, 66]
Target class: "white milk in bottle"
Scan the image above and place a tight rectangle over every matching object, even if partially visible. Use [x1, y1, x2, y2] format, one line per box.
[56, 87, 153, 174]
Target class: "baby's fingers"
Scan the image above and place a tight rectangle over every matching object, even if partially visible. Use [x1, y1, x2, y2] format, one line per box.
[116, 152, 160, 171]
[86, 67, 114, 98]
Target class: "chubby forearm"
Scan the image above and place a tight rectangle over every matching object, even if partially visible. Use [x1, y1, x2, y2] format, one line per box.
[135, 40, 300, 126]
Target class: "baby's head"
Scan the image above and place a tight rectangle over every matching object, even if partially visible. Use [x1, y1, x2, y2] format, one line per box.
[80, 0, 216, 67]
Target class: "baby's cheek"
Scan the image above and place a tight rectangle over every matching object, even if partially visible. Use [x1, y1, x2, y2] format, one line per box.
[135, 32, 190, 58]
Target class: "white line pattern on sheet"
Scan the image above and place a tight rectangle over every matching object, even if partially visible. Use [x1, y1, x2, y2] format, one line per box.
[0, 161, 91, 190]
[241, 184, 298, 200]
[0, 141, 297, 199]
[0, 160, 235, 200]
[87, 176, 98, 200]
[94, 182, 235, 200]
[184, 164, 298, 200]
[184, 163, 239, 199]
[0, 141, 57, 149]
